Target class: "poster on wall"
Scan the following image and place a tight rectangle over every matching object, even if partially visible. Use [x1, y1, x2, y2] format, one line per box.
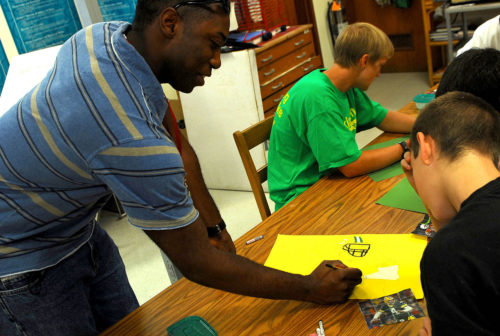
[0, 40, 8, 94]
[98, 0, 137, 23]
[0, 0, 82, 54]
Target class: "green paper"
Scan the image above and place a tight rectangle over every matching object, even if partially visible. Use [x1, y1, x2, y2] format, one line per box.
[364, 136, 409, 182]
[376, 177, 426, 213]
[368, 162, 403, 182]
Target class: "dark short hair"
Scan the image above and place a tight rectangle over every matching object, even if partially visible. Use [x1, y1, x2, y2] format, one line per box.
[410, 91, 500, 166]
[436, 48, 500, 112]
[132, 0, 225, 32]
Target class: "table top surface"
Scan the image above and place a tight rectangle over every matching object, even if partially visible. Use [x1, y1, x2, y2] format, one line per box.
[102, 102, 424, 336]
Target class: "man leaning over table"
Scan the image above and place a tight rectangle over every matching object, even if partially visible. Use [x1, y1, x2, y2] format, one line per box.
[401, 92, 500, 335]
[0, 1, 362, 335]
[268, 22, 416, 211]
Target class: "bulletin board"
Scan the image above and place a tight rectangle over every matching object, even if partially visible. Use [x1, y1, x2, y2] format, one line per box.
[98, 0, 136, 22]
[0, 0, 82, 54]
[0, 40, 8, 94]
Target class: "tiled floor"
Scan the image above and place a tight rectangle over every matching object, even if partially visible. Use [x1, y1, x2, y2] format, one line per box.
[100, 71, 430, 305]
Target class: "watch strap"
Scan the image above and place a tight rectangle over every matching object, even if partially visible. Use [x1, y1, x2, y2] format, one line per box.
[207, 219, 226, 238]
[399, 141, 409, 160]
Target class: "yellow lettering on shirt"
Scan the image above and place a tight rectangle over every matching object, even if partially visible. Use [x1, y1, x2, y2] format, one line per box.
[343, 108, 357, 131]
[282, 93, 289, 105]
[277, 105, 283, 118]
[276, 93, 289, 119]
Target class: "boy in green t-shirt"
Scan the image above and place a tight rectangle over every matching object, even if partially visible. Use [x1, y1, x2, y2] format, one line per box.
[268, 22, 416, 210]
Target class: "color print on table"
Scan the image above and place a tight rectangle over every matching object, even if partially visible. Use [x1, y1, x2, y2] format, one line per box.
[358, 288, 425, 329]
[411, 214, 436, 239]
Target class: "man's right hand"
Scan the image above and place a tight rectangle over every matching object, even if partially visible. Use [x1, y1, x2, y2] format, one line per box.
[305, 260, 362, 304]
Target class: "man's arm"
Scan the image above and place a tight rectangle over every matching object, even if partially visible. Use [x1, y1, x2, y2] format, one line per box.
[145, 218, 362, 304]
[162, 110, 235, 252]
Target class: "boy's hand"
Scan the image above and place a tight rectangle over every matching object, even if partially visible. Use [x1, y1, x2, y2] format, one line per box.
[419, 317, 432, 336]
[401, 145, 417, 191]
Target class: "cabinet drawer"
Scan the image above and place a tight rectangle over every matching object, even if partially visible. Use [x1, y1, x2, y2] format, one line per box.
[255, 29, 313, 69]
[262, 85, 290, 115]
[258, 43, 315, 84]
[260, 56, 322, 100]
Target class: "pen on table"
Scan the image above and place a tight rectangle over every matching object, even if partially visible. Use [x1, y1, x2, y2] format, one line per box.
[325, 263, 347, 270]
[319, 320, 326, 336]
[245, 235, 264, 245]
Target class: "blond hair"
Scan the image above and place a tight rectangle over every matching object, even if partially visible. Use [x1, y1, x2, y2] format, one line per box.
[334, 22, 394, 67]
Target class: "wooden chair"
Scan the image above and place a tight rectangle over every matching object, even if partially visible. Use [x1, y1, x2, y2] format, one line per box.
[233, 116, 274, 220]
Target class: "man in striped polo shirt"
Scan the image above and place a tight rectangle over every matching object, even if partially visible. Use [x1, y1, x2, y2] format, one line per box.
[0, 1, 362, 334]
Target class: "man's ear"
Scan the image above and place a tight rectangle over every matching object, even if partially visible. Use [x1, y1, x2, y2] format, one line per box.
[416, 132, 435, 165]
[159, 8, 180, 38]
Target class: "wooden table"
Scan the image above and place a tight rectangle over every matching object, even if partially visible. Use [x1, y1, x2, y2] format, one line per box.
[103, 102, 424, 336]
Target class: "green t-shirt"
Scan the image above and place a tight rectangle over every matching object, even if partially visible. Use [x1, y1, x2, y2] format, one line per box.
[268, 69, 388, 210]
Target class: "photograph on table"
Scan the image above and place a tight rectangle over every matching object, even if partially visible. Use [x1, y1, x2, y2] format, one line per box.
[358, 288, 425, 329]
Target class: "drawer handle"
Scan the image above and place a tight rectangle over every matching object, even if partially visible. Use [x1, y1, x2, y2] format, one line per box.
[294, 39, 305, 47]
[273, 95, 284, 103]
[261, 55, 273, 63]
[296, 52, 307, 60]
[263, 68, 276, 77]
[271, 82, 283, 90]
[303, 64, 314, 72]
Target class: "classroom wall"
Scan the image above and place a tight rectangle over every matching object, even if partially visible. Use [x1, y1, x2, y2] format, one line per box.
[312, 0, 335, 68]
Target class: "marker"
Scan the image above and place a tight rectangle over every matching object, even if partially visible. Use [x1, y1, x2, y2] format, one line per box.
[319, 320, 325, 336]
[325, 263, 347, 270]
[316, 327, 321, 336]
[245, 235, 264, 245]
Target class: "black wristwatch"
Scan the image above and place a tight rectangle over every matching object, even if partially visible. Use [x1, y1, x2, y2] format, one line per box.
[207, 219, 226, 238]
[399, 141, 409, 160]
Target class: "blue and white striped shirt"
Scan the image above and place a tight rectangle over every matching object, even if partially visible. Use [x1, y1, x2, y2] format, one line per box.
[0, 22, 198, 277]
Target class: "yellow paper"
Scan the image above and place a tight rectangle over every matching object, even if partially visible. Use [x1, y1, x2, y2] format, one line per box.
[264, 234, 427, 299]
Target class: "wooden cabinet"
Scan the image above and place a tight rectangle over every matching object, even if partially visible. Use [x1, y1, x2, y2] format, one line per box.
[343, 0, 427, 73]
[179, 25, 321, 190]
[254, 24, 322, 118]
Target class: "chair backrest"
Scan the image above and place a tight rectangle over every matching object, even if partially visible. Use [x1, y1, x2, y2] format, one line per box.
[233, 116, 274, 220]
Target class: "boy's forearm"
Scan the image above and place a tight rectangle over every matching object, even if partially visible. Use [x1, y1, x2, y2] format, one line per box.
[338, 145, 403, 177]
[378, 111, 416, 133]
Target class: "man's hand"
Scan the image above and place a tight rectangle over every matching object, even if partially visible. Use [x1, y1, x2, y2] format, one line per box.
[305, 260, 362, 304]
[209, 230, 236, 253]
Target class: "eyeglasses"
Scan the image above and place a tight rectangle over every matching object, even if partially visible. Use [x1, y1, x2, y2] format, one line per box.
[173, 0, 230, 14]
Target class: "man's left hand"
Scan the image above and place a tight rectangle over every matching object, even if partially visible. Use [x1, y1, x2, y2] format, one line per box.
[209, 230, 236, 253]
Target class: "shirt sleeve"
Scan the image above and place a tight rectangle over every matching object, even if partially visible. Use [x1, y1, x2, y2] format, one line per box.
[306, 102, 362, 174]
[354, 89, 388, 132]
[89, 137, 198, 230]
